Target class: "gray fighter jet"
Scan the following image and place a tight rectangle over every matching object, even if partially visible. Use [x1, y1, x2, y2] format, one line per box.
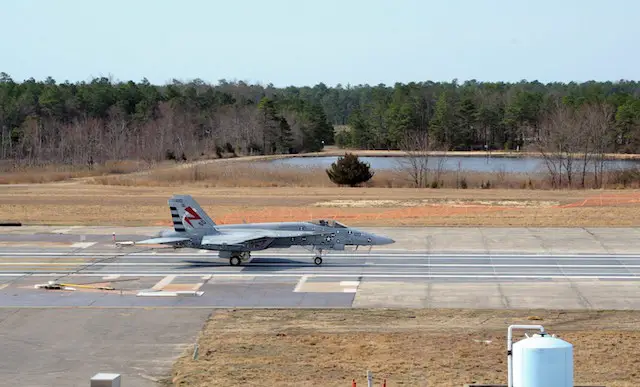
[134, 194, 395, 266]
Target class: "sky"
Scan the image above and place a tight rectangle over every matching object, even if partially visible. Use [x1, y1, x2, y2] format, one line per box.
[1, 0, 638, 87]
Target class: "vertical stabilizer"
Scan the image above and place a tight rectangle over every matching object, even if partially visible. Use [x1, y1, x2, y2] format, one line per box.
[168, 195, 218, 233]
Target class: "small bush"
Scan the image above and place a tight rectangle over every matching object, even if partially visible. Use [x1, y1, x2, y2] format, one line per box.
[326, 153, 374, 187]
[610, 168, 640, 188]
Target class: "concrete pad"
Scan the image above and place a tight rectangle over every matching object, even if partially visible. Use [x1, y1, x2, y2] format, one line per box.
[571, 280, 640, 309]
[585, 228, 640, 254]
[481, 228, 546, 253]
[0, 308, 211, 387]
[353, 282, 430, 308]
[499, 281, 586, 309]
[427, 282, 507, 309]
[425, 228, 487, 253]
[529, 228, 607, 254]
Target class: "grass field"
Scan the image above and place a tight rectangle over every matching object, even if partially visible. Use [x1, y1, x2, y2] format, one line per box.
[168, 308, 640, 387]
[2, 183, 640, 227]
[1, 183, 640, 227]
[0, 160, 155, 184]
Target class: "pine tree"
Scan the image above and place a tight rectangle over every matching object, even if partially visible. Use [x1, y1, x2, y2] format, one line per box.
[278, 117, 293, 153]
[326, 153, 374, 187]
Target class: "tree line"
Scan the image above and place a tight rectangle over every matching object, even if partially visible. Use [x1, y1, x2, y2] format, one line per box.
[1, 72, 640, 167]
[293, 79, 640, 154]
[0, 73, 333, 165]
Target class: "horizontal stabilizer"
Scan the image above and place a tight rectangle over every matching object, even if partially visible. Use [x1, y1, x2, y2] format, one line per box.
[135, 237, 190, 245]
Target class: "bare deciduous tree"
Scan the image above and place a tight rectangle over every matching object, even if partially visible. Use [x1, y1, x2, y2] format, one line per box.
[396, 130, 447, 188]
[579, 102, 615, 188]
[535, 101, 616, 189]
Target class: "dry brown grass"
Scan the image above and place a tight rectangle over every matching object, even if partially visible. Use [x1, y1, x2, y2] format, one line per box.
[5, 151, 640, 190]
[92, 163, 348, 188]
[85, 157, 640, 190]
[169, 308, 640, 387]
[0, 160, 154, 184]
[2, 184, 640, 227]
[91, 164, 548, 189]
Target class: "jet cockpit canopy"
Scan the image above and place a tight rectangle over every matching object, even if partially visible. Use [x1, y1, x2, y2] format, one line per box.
[310, 219, 347, 228]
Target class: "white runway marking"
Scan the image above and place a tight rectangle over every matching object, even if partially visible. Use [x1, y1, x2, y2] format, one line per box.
[70, 242, 97, 249]
[137, 290, 204, 297]
[151, 275, 176, 290]
[293, 275, 310, 292]
[51, 227, 79, 234]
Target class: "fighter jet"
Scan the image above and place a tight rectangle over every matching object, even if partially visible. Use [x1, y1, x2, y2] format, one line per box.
[133, 194, 395, 266]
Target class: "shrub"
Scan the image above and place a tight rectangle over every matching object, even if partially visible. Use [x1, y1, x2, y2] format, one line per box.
[326, 153, 374, 187]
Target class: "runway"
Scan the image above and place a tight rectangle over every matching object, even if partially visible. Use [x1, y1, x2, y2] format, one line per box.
[1, 226, 640, 309]
[1, 250, 640, 279]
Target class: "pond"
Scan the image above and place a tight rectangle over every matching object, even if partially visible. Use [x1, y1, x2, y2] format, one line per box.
[264, 155, 640, 173]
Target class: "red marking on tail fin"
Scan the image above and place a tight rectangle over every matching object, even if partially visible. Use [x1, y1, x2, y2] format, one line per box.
[183, 206, 202, 227]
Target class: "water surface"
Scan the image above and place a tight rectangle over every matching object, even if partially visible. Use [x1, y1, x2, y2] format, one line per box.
[265, 156, 640, 173]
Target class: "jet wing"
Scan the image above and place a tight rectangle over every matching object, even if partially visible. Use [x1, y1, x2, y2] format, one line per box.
[200, 230, 328, 246]
[135, 236, 190, 245]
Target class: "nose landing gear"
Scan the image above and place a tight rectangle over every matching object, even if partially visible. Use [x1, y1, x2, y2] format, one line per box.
[313, 247, 324, 266]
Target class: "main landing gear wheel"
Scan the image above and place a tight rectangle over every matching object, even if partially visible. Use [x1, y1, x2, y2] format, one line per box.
[314, 256, 323, 266]
[230, 256, 242, 266]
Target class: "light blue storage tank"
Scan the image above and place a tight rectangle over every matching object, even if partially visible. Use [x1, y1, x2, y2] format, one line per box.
[512, 333, 573, 387]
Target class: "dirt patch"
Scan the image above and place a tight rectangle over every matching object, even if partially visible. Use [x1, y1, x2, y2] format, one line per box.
[312, 199, 561, 208]
[170, 309, 640, 387]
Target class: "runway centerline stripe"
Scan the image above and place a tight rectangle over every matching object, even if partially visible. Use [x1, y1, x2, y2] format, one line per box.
[0, 262, 639, 268]
[0, 273, 638, 279]
[5, 254, 640, 262]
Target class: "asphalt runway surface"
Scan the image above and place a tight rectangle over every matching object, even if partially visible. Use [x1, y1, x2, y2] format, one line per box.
[1, 226, 640, 309]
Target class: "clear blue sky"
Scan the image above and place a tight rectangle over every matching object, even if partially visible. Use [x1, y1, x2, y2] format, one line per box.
[1, 0, 638, 87]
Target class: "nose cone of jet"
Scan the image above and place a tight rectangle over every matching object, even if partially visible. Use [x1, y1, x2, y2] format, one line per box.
[375, 235, 395, 245]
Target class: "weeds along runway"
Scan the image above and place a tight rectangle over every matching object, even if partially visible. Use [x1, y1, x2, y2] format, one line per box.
[1, 227, 640, 309]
